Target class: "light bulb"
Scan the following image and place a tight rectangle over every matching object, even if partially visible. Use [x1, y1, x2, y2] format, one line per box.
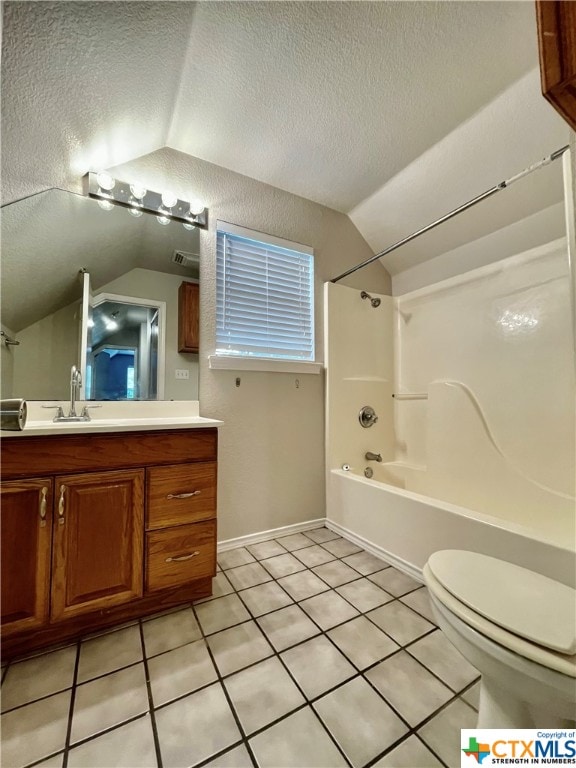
[182, 223, 195, 231]
[156, 215, 170, 226]
[188, 199, 205, 216]
[105, 319, 118, 331]
[129, 183, 147, 200]
[161, 191, 178, 209]
[96, 172, 115, 191]
[87, 318, 94, 328]
[97, 199, 114, 211]
[128, 207, 143, 218]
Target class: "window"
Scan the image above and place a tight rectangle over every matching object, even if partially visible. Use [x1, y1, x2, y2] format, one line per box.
[215, 222, 315, 364]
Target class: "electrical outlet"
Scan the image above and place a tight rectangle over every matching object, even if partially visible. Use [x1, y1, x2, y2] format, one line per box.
[175, 369, 189, 380]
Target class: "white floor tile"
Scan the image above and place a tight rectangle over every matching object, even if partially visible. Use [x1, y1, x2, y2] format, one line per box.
[327, 616, 399, 670]
[142, 608, 202, 657]
[461, 680, 481, 710]
[277, 570, 330, 601]
[299, 590, 359, 630]
[407, 629, 480, 692]
[195, 594, 252, 635]
[196, 572, 235, 603]
[218, 548, 256, 570]
[366, 651, 453, 727]
[293, 545, 336, 568]
[369, 567, 422, 597]
[367, 600, 435, 646]
[321, 538, 362, 557]
[247, 540, 288, 560]
[71, 663, 149, 744]
[237, 581, 293, 617]
[304, 528, 341, 544]
[260, 553, 307, 578]
[275, 533, 315, 552]
[1, 690, 71, 768]
[280, 635, 356, 699]
[77, 625, 142, 683]
[314, 677, 407, 767]
[341, 551, 389, 575]
[336, 578, 393, 612]
[418, 698, 478, 766]
[374, 735, 443, 767]
[1, 645, 76, 712]
[148, 639, 217, 707]
[400, 587, 436, 624]
[32, 754, 65, 768]
[250, 706, 348, 767]
[207, 621, 273, 676]
[155, 683, 241, 767]
[256, 605, 320, 652]
[203, 744, 253, 767]
[67, 714, 157, 767]
[224, 657, 305, 735]
[225, 562, 272, 591]
[312, 560, 361, 587]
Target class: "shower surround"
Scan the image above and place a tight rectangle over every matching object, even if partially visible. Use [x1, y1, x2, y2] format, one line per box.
[324, 238, 575, 587]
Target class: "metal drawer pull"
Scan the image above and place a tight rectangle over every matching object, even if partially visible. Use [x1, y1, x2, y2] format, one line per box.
[166, 491, 201, 500]
[165, 551, 200, 563]
[58, 485, 66, 525]
[39, 486, 48, 528]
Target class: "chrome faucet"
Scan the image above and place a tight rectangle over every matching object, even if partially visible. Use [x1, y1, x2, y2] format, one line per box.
[42, 365, 101, 422]
[69, 365, 81, 417]
[365, 451, 383, 462]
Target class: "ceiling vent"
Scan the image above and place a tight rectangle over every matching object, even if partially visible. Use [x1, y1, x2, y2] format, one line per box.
[172, 250, 199, 267]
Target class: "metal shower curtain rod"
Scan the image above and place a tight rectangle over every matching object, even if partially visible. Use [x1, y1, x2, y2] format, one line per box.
[330, 144, 570, 284]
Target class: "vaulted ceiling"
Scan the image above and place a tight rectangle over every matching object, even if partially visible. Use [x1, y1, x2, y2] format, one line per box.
[1, 1, 570, 281]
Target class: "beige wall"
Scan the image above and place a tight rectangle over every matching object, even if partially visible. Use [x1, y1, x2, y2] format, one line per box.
[110, 148, 391, 540]
[99, 269, 200, 401]
[1, 324, 16, 399]
[10, 303, 79, 401]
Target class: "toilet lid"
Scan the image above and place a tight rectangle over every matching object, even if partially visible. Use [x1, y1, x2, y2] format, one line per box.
[427, 551, 576, 654]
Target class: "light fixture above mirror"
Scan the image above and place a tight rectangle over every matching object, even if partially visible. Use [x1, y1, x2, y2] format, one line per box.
[83, 172, 208, 229]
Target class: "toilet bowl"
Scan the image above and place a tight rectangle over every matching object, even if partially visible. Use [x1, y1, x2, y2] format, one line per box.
[423, 550, 576, 728]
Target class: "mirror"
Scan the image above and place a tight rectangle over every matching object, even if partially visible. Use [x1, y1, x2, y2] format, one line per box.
[1, 188, 200, 402]
[87, 292, 166, 401]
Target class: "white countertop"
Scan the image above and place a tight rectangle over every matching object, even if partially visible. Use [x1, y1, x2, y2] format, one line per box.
[1, 401, 223, 437]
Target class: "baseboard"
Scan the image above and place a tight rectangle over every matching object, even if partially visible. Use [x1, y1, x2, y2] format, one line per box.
[217, 518, 326, 552]
[325, 519, 424, 583]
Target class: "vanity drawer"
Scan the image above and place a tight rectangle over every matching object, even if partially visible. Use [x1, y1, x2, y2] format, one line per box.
[147, 462, 216, 530]
[146, 521, 216, 593]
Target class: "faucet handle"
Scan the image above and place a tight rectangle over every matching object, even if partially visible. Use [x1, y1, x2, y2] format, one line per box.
[80, 404, 101, 420]
[42, 405, 65, 421]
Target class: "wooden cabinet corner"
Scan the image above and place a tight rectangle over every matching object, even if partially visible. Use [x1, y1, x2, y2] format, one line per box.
[178, 281, 200, 353]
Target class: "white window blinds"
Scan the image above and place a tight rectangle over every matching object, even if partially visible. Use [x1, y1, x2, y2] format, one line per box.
[216, 223, 314, 362]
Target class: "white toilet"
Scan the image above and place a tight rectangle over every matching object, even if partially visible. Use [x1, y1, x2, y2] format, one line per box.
[423, 550, 576, 728]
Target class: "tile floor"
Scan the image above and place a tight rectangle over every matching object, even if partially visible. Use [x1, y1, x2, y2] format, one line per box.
[1, 527, 481, 768]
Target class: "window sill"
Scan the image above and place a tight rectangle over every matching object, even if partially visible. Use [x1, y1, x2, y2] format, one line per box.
[208, 355, 323, 374]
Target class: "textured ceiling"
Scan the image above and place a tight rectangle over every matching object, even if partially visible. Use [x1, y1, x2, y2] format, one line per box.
[1, 0, 570, 285]
[168, 1, 541, 212]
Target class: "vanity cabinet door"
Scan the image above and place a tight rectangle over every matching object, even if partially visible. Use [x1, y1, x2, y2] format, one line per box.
[1, 479, 53, 635]
[51, 470, 144, 622]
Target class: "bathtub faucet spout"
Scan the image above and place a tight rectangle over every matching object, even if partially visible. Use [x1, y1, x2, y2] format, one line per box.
[365, 452, 382, 462]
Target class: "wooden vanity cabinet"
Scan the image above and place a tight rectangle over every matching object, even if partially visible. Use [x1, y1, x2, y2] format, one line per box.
[1, 479, 53, 635]
[0, 427, 217, 659]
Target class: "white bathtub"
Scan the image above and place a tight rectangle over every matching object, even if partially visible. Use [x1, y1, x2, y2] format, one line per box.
[327, 468, 576, 588]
